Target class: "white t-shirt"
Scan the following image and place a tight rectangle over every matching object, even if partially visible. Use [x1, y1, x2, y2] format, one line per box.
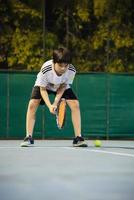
[34, 60, 76, 92]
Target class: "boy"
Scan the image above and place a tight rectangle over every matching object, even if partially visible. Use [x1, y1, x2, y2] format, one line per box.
[21, 47, 88, 147]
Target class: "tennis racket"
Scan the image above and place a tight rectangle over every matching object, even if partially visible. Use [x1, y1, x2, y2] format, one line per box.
[55, 98, 66, 129]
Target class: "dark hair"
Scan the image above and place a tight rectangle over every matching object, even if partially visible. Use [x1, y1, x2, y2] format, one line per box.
[53, 47, 72, 63]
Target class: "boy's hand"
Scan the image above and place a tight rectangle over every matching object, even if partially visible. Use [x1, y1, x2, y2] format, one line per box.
[49, 104, 57, 114]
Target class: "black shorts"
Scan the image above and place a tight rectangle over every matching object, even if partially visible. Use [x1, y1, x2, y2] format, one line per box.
[31, 86, 77, 105]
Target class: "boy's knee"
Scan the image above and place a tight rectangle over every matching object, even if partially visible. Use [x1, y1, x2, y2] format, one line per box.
[68, 100, 80, 110]
[74, 100, 80, 108]
[28, 99, 40, 112]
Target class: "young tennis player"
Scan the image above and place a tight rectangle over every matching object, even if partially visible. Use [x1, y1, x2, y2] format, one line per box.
[21, 47, 88, 147]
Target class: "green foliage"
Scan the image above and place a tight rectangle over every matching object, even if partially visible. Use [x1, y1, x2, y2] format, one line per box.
[44, 32, 59, 61]
[8, 28, 44, 70]
[94, 0, 107, 17]
[91, 0, 134, 72]
[0, 0, 134, 72]
[76, 0, 90, 22]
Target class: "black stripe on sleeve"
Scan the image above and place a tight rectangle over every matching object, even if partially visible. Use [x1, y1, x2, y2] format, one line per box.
[42, 65, 52, 74]
[42, 64, 52, 70]
[42, 68, 52, 74]
[69, 68, 76, 73]
[42, 65, 52, 71]
[68, 64, 76, 72]
[68, 67, 76, 73]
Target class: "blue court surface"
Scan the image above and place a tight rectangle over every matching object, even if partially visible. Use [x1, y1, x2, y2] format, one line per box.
[0, 140, 134, 200]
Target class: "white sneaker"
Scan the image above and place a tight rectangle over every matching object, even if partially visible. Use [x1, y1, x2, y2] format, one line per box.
[20, 136, 34, 147]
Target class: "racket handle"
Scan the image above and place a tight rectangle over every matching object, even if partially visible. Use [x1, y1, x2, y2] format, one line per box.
[61, 98, 66, 101]
[54, 107, 57, 114]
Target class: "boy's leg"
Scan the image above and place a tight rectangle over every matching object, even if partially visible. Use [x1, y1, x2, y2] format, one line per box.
[66, 100, 81, 137]
[26, 99, 40, 137]
[21, 99, 40, 147]
[67, 99, 88, 147]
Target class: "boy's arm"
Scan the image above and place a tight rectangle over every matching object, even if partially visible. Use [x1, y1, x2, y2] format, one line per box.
[40, 87, 56, 113]
[53, 83, 67, 106]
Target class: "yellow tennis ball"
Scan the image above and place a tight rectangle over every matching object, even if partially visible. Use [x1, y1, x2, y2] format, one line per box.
[94, 140, 101, 147]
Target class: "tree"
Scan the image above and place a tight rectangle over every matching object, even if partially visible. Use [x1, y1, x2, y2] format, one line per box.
[0, 0, 134, 72]
[92, 0, 134, 72]
[0, 0, 12, 69]
[0, 0, 43, 70]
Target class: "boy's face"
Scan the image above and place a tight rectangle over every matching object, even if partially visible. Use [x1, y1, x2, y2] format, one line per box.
[54, 63, 68, 76]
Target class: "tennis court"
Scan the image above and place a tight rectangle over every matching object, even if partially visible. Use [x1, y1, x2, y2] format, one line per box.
[0, 140, 134, 200]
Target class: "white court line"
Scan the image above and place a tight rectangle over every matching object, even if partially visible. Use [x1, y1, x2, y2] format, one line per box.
[0, 146, 65, 149]
[0, 146, 134, 158]
[63, 147, 134, 158]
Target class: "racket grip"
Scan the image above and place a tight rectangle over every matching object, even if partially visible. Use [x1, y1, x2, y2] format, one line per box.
[54, 107, 57, 114]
